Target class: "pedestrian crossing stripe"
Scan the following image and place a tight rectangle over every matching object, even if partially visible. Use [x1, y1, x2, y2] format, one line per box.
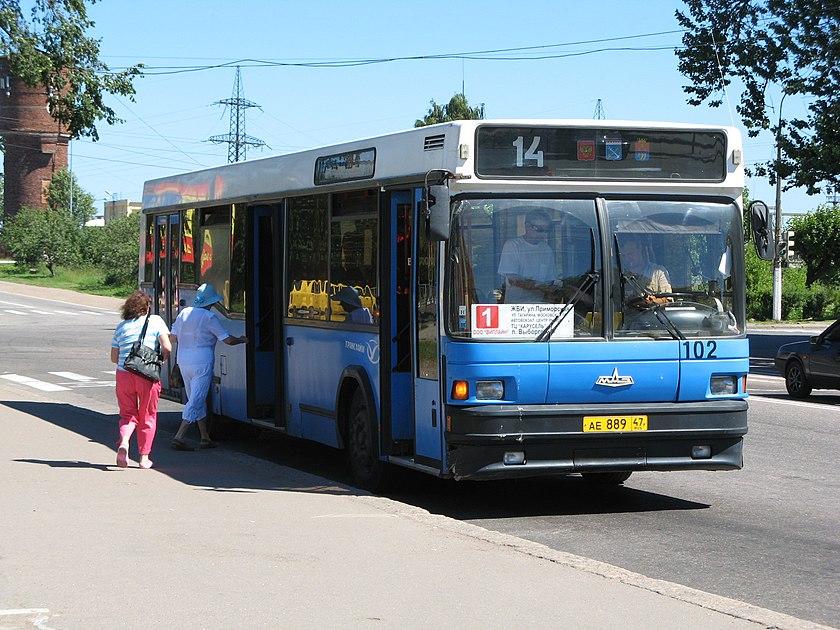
[0, 374, 70, 391]
[49, 372, 95, 381]
[0, 372, 115, 391]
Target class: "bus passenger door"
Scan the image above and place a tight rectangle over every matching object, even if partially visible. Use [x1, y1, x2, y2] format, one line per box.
[247, 204, 284, 428]
[154, 213, 180, 326]
[412, 188, 443, 465]
[154, 213, 181, 394]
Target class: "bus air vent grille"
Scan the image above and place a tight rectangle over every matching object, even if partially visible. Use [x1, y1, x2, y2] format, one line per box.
[424, 134, 446, 151]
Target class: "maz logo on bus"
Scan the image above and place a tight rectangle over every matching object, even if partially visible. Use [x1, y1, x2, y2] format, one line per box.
[512, 136, 544, 167]
[683, 340, 718, 359]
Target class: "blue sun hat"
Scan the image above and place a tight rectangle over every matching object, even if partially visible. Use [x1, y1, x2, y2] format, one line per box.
[332, 286, 363, 310]
[193, 283, 223, 308]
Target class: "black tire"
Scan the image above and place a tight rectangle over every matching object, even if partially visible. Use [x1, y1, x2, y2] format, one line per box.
[582, 471, 632, 485]
[785, 360, 812, 398]
[346, 388, 389, 491]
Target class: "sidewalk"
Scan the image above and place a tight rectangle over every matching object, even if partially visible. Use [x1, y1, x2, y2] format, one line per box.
[0, 279, 124, 312]
[0, 283, 832, 630]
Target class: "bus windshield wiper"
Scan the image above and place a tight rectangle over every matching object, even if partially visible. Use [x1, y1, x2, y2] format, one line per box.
[621, 272, 686, 341]
[535, 272, 598, 342]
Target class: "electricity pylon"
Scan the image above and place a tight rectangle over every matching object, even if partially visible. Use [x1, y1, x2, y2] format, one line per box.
[208, 67, 267, 163]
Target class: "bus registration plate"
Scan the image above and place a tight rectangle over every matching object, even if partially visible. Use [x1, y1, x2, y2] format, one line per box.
[582, 415, 648, 432]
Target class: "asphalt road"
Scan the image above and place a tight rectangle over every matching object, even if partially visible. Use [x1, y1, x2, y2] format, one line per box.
[2, 287, 838, 628]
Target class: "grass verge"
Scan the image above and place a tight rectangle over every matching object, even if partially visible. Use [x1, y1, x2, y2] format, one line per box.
[0, 262, 135, 298]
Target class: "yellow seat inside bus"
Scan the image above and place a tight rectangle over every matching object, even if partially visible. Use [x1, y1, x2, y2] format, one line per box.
[288, 280, 376, 321]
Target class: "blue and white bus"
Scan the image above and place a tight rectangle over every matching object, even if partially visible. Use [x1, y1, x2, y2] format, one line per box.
[141, 119, 760, 488]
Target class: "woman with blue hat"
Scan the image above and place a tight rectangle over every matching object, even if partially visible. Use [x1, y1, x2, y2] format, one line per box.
[332, 286, 373, 324]
[169, 284, 248, 450]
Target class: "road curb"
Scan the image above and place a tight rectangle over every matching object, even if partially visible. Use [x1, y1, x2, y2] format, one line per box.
[357, 492, 835, 630]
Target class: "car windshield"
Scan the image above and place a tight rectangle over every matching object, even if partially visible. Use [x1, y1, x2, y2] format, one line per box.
[446, 197, 745, 340]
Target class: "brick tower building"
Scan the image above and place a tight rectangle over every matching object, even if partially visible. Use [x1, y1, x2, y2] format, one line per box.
[0, 57, 69, 219]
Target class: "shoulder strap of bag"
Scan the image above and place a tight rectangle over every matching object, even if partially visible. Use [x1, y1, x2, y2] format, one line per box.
[137, 312, 151, 346]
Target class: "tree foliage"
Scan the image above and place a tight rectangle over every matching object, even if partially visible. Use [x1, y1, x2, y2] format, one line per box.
[96, 210, 140, 286]
[415, 93, 485, 127]
[48, 168, 95, 226]
[675, 0, 840, 195]
[787, 204, 840, 286]
[0, 204, 79, 275]
[0, 0, 143, 140]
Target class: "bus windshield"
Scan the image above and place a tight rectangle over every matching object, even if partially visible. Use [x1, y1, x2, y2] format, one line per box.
[447, 197, 743, 340]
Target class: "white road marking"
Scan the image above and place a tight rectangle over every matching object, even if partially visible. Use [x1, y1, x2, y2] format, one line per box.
[81, 310, 109, 316]
[0, 374, 70, 391]
[4, 309, 26, 314]
[30, 310, 53, 314]
[49, 371, 94, 381]
[0, 609, 50, 615]
[750, 394, 840, 409]
[52, 310, 79, 315]
[63, 380, 114, 388]
[0, 608, 56, 630]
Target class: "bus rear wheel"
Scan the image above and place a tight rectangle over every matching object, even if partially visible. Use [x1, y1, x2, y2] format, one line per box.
[582, 471, 632, 485]
[346, 389, 389, 491]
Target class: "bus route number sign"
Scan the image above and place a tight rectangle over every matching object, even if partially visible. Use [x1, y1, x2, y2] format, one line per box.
[471, 304, 573, 339]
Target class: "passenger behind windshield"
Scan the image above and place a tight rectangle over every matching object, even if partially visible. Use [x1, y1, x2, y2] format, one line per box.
[498, 210, 557, 303]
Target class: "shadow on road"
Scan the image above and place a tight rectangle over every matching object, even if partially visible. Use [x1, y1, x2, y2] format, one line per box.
[2, 400, 361, 498]
[3, 399, 711, 519]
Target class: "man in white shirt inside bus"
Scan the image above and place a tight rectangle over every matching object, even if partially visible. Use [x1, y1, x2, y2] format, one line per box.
[498, 210, 557, 303]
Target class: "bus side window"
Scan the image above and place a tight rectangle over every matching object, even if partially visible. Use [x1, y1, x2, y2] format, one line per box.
[329, 190, 378, 323]
[286, 195, 329, 320]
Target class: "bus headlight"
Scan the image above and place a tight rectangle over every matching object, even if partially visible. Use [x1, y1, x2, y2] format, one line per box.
[476, 380, 504, 400]
[710, 375, 737, 395]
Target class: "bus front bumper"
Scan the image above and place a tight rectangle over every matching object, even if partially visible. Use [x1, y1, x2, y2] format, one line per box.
[444, 400, 748, 480]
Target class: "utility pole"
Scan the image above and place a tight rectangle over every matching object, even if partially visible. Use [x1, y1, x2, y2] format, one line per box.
[208, 67, 267, 163]
[772, 94, 787, 321]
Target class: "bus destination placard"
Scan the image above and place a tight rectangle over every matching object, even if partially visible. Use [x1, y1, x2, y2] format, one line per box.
[471, 304, 573, 339]
[475, 126, 726, 182]
[314, 148, 376, 185]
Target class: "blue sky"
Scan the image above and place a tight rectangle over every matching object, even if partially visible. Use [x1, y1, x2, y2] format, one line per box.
[69, 0, 824, 217]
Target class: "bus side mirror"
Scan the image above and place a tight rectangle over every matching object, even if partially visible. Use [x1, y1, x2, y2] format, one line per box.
[749, 200, 774, 260]
[426, 184, 451, 241]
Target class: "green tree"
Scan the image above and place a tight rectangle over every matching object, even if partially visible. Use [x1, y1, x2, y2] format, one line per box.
[675, 0, 840, 195]
[0, 204, 79, 275]
[415, 93, 485, 127]
[98, 210, 140, 286]
[0, 0, 143, 140]
[48, 168, 95, 227]
[787, 204, 840, 287]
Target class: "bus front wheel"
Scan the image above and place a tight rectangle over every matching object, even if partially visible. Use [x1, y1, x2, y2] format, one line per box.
[346, 389, 389, 491]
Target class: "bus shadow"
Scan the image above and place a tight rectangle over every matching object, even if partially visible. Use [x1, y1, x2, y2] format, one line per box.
[384, 473, 710, 520]
[2, 400, 364, 498]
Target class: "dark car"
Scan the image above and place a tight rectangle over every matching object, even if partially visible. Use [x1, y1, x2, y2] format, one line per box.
[774, 319, 840, 398]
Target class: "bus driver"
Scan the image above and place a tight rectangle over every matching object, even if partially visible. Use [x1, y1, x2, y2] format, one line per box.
[498, 210, 557, 303]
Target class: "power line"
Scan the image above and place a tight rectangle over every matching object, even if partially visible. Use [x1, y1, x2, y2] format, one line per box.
[106, 30, 684, 76]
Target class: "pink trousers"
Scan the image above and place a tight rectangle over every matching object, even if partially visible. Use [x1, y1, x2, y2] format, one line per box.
[115, 369, 162, 456]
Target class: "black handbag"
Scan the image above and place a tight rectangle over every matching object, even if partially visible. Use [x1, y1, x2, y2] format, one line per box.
[123, 313, 163, 382]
